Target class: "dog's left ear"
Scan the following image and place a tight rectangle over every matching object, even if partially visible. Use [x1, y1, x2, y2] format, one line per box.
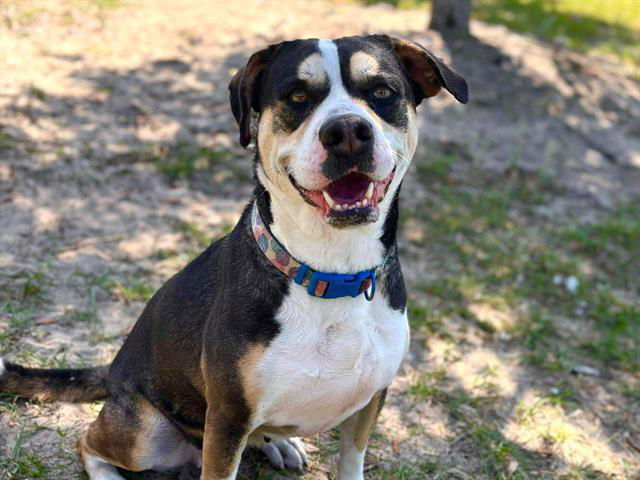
[389, 37, 468, 105]
[228, 43, 282, 148]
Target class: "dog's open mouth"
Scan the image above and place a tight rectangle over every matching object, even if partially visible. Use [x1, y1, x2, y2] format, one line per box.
[289, 169, 395, 225]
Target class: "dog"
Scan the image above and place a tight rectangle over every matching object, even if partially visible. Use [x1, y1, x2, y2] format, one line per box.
[0, 35, 467, 479]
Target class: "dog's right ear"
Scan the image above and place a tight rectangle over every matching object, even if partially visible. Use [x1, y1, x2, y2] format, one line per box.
[389, 37, 468, 105]
[228, 43, 282, 148]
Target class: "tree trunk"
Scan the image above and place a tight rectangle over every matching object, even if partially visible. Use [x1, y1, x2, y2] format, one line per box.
[429, 0, 472, 34]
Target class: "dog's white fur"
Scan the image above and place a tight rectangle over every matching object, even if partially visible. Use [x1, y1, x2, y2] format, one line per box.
[83, 453, 126, 480]
[0, 357, 5, 377]
[253, 286, 409, 435]
[253, 39, 414, 479]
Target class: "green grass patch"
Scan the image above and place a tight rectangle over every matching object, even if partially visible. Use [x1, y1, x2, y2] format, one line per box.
[562, 203, 640, 288]
[168, 218, 233, 260]
[172, 219, 212, 249]
[13, 345, 72, 369]
[408, 154, 639, 372]
[406, 301, 446, 336]
[0, 130, 20, 152]
[70, 308, 100, 324]
[154, 143, 237, 181]
[470, 423, 534, 479]
[0, 269, 49, 305]
[0, 269, 50, 351]
[88, 272, 156, 303]
[360, 0, 640, 68]
[559, 466, 617, 480]
[474, 0, 640, 68]
[114, 279, 155, 303]
[374, 460, 440, 479]
[87, 0, 125, 9]
[409, 368, 448, 399]
[582, 300, 640, 370]
[0, 428, 49, 479]
[416, 151, 456, 177]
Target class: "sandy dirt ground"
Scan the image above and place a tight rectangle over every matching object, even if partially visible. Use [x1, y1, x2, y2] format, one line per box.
[0, 1, 639, 479]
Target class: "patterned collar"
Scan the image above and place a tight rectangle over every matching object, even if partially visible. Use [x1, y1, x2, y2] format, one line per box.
[251, 202, 376, 300]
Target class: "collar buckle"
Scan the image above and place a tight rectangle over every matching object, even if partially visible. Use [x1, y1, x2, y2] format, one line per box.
[295, 266, 376, 300]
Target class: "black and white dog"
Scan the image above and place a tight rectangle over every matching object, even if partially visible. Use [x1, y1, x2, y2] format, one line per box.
[0, 35, 467, 479]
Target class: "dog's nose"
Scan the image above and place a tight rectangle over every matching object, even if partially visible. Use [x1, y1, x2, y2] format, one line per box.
[319, 114, 373, 158]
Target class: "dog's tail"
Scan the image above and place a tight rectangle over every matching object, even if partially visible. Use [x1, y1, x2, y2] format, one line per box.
[0, 357, 109, 403]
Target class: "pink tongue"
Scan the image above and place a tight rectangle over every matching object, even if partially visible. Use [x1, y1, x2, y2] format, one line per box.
[325, 173, 370, 204]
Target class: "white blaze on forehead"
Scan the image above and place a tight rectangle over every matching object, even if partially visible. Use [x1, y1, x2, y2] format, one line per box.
[315, 39, 368, 118]
[297, 53, 327, 85]
[317, 39, 343, 93]
[349, 51, 380, 82]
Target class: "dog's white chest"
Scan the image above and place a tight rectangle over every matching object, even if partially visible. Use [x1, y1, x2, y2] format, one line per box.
[255, 287, 408, 435]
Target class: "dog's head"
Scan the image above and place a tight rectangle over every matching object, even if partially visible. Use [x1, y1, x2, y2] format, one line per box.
[229, 35, 467, 228]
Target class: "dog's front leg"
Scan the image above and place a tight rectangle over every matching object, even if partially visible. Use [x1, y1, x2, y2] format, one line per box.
[201, 406, 250, 480]
[337, 389, 387, 480]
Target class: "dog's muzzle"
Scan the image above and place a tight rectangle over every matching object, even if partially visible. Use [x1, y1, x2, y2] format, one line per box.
[287, 113, 395, 228]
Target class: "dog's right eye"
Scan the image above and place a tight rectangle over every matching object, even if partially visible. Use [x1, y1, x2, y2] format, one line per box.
[288, 89, 308, 104]
[372, 85, 393, 99]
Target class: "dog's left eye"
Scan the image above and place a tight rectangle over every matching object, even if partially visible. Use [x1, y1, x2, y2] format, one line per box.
[289, 89, 308, 103]
[372, 86, 393, 99]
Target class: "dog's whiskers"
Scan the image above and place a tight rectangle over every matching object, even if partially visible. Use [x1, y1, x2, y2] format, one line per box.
[392, 149, 411, 168]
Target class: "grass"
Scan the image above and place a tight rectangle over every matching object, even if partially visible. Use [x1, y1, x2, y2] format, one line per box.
[0, 268, 50, 354]
[0, 269, 48, 304]
[374, 461, 440, 479]
[473, 0, 640, 68]
[0, 131, 20, 152]
[87, 0, 125, 9]
[360, 0, 640, 69]
[401, 149, 639, 477]
[409, 368, 448, 399]
[172, 219, 214, 249]
[0, 428, 48, 480]
[89, 272, 156, 303]
[159, 217, 233, 263]
[408, 154, 640, 373]
[562, 203, 640, 288]
[154, 143, 240, 182]
[470, 423, 533, 479]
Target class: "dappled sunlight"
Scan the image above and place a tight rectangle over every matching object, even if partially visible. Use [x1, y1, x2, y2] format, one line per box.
[33, 207, 61, 233]
[467, 301, 518, 333]
[505, 388, 633, 476]
[446, 348, 519, 398]
[117, 231, 184, 261]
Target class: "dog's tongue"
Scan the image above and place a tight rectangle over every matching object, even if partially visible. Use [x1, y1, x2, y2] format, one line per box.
[325, 172, 370, 204]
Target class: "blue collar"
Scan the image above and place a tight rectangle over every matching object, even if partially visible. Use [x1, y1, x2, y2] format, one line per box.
[251, 202, 376, 300]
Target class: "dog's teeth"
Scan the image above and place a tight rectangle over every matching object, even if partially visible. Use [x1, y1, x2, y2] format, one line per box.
[365, 182, 374, 200]
[322, 191, 336, 208]
[362, 198, 369, 207]
[356, 201, 362, 208]
[334, 204, 342, 211]
[341, 204, 348, 210]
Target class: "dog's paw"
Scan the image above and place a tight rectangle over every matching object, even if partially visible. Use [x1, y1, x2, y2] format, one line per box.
[260, 437, 308, 473]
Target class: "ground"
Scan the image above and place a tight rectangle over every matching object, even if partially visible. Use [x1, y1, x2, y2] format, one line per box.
[0, 1, 639, 479]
